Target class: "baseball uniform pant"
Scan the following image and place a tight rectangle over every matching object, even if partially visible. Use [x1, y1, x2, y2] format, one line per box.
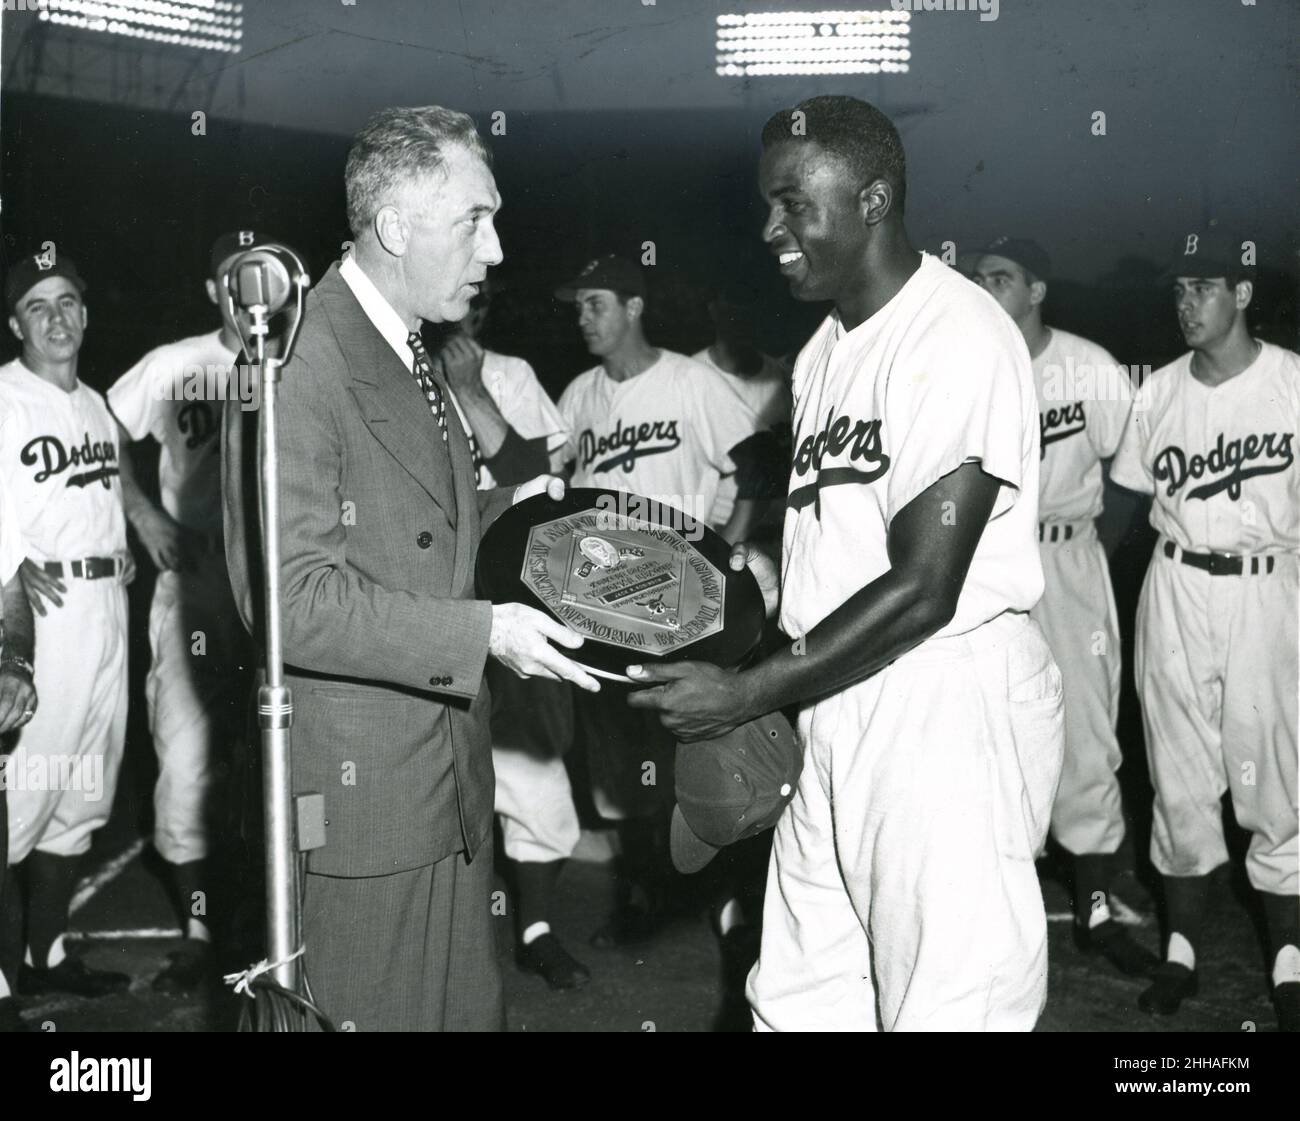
[147, 557, 245, 866]
[1135, 542, 1298, 896]
[747, 611, 1065, 1032]
[575, 685, 675, 823]
[1031, 521, 1126, 856]
[5, 577, 128, 864]
[489, 666, 579, 864]
[301, 843, 504, 1032]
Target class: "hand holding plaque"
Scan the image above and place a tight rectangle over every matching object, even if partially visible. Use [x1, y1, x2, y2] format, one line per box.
[477, 488, 766, 683]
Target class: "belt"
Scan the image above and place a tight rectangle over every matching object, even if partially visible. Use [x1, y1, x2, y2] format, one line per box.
[1038, 521, 1091, 544]
[1162, 540, 1275, 576]
[44, 556, 122, 580]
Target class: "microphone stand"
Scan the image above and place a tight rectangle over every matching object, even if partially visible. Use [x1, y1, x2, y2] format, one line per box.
[221, 247, 311, 1001]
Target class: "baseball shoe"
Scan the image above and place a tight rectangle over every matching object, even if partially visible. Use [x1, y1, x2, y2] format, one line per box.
[1273, 982, 1300, 1033]
[20, 957, 130, 999]
[1074, 919, 1159, 976]
[517, 933, 591, 991]
[1108, 869, 1155, 926]
[1138, 962, 1198, 1015]
[152, 941, 214, 994]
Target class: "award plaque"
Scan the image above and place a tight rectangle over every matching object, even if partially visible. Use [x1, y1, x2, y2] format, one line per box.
[477, 487, 766, 682]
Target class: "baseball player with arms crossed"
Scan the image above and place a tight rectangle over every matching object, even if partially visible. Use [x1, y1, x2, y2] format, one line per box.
[630, 95, 1066, 1031]
[1111, 230, 1299, 1030]
[434, 284, 591, 990]
[970, 237, 1157, 977]
[0, 476, 39, 1031]
[554, 254, 777, 945]
[107, 231, 255, 992]
[0, 252, 134, 999]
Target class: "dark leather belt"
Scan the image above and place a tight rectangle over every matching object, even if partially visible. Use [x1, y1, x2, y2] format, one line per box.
[1163, 540, 1275, 576]
[44, 557, 121, 580]
[1039, 523, 1074, 543]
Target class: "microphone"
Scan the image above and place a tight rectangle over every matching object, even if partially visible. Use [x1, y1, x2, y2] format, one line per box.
[219, 242, 311, 371]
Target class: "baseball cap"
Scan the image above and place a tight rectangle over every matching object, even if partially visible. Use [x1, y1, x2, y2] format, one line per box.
[210, 230, 260, 279]
[1162, 228, 1254, 281]
[977, 236, 1052, 283]
[555, 254, 646, 302]
[670, 711, 802, 874]
[5, 252, 87, 314]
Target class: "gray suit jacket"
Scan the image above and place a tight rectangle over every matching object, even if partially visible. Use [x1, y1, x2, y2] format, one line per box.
[223, 262, 513, 877]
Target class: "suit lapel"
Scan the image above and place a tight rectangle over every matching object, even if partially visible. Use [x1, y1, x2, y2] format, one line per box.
[315, 265, 457, 523]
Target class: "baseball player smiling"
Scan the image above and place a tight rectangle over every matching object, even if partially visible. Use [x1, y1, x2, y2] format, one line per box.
[630, 96, 1065, 1031]
[1111, 229, 1299, 1031]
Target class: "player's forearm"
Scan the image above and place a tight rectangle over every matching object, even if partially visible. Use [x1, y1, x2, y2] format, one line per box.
[719, 499, 761, 546]
[456, 387, 510, 457]
[114, 433, 162, 527]
[1, 571, 35, 662]
[738, 568, 954, 716]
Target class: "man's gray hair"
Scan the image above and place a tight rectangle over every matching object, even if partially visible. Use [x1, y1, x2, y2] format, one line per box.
[344, 106, 491, 238]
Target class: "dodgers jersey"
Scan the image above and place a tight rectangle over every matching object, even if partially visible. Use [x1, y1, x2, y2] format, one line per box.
[780, 253, 1044, 642]
[1111, 341, 1300, 554]
[558, 349, 758, 521]
[0, 359, 127, 561]
[447, 350, 570, 491]
[108, 329, 236, 534]
[1033, 329, 1135, 522]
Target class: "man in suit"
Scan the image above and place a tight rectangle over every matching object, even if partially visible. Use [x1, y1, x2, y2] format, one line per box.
[222, 105, 599, 1032]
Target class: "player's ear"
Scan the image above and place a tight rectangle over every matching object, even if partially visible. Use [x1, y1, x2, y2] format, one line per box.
[1029, 280, 1048, 309]
[374, 205, 408, 257]
[859, 178, 893, 226]
[1234, 280, 1253, 311]
[625, 295, 644, 321]
[205, 278, 219, 306]
[7, 315, 22, 343]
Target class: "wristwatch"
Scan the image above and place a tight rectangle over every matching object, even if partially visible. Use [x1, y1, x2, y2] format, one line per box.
[0, 653, 34, 678]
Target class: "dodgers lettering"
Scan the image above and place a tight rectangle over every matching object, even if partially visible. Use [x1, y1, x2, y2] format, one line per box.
[579, 418, 681, 474]
[1153, 430, 1294, 501]
[788, 410, 890, 511]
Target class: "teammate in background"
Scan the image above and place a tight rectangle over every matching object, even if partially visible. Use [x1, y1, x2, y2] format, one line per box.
[1111, 230, 1299, 1031]
[692, 283, 792, 533]
[555, 254, 777, 946]
[0, 479, 39, 1032]
[434, 284, 590, 990]
[970, 237, 1157, 977]
[107, 232, 254, 993]
[0, 253, 133, 999]
[631, 95, 1066, 1031]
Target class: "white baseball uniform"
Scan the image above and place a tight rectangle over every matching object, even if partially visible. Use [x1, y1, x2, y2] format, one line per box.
[691, 347, 792, 528]
[0, 359, 129, 864]
[1111, 341, 1299, 896]
[1031, 329, 1136, 856]
[447, 350, 580, 865]
[559, 350, 761, 820]
[746, 254, 1065, 1031]
[109, 329, 243, 866]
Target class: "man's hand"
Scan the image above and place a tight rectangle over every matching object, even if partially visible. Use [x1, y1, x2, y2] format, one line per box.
[132, 505, 195, 571]
[437, 335, 486, 396]
[20, 558, 65, 617]
[121, 552, 137, 587]
[513, 475, 566, 505]
[489, 601, 600, 692]
[0, 662, 36, 734]
[730, 541, 779, 619]
[625, 661, 758, 742]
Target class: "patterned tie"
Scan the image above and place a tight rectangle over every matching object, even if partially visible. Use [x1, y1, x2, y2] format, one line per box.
[406, 331, 448, 443]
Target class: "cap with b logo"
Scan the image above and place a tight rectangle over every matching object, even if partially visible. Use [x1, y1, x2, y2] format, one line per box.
[670, 710, 803, 874]
[210, 229, 259, 279]
[5, 250, 87, 314]
[1163, 228, 1254, 281]
[554, 254, 647, 302]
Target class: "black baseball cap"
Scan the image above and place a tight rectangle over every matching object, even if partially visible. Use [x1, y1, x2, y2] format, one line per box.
[210, 230, 260, 279]
[977, 236, 1052, 283]
[670, 711, 802, 874]
[5, 252, 87, 314]
[1162, 228, 1255, 282]
[555, 254, 646, 302]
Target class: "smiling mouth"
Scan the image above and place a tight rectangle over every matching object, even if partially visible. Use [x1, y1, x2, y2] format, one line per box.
[777, 250, 806, 276]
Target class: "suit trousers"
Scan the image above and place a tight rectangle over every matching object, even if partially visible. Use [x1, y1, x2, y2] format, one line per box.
[301, 842, 504, 1031]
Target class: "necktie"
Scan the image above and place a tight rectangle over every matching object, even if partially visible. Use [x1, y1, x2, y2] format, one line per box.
[406, 331, 448, 442]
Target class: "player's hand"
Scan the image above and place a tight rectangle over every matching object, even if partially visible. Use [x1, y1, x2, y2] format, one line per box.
[729, 541, 779, 619]
[625, 661, 757, 742]
[20, 558, 65, 616]
[121, 552, 137, 587]
[133, 505, 189, 571]
[0, 663, 37, 734]
[488, 601, 600, 693]
[437, 335, 486, 395]
[513, 475, 565, 505]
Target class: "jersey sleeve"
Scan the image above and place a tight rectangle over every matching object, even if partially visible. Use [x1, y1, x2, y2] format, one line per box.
[1083, 349, 1137, 460]
[489, 357, 570, 451]
[690, 362, 762, 475]
[883, 316, 1033, 525]
[1109, 397, 1155, 495]
[107, 349, 168, 441]
[555, 378, 582, 468]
